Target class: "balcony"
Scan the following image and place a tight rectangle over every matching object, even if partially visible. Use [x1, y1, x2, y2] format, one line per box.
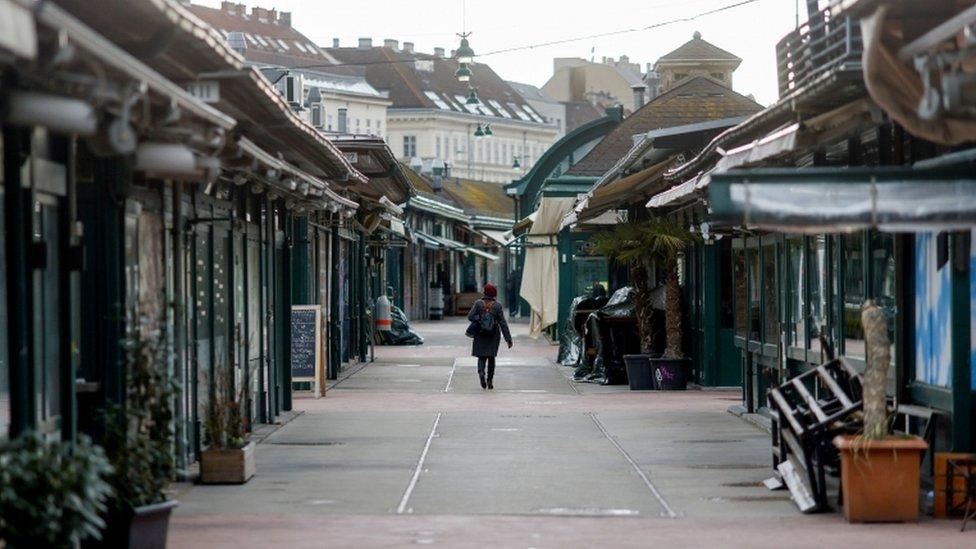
[776, 6, 863, 98]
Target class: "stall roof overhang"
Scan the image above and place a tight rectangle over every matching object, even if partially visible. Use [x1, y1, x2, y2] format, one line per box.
[708, 160, 976, 233]
[567, 155, 675, 228]
[466, 247, 499, 261]
[406, 194, 470, 223]
[32, 2, 235, 132]
[233, 137, 358, 210]
[412, 230, 442, 249]
[333, 137, 412, 204]
[1, 0, 36, 60]
[53, 0, 365, 183]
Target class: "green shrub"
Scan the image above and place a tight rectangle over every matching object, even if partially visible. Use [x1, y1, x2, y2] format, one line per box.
[0, 432, 113, 548]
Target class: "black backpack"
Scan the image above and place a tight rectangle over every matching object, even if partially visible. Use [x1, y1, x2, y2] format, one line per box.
[478, 300, 496, 332]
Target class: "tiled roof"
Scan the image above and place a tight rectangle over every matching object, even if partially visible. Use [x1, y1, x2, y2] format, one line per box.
[566, 77, 762, 177]
[440, 178, 513, 219]
[657, 32, 741, 63]
[326, 46, 545, 122]
[563, 101, 605, 132]
[187, 3, 328, 65]
[400, 164, 512, 219]
[508, 81, 557, 104]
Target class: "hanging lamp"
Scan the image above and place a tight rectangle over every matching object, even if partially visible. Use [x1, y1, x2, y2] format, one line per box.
[512, 156, 521, 169]
[483, 123, 493, 137]
[474, 124, 484, 138]
[456, 35, 474, 64]
[465, 89, 480, 105]
[455, 62, 472, 83]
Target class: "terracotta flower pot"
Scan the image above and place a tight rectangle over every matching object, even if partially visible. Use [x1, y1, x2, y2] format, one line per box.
[200, 441, 256, 484]
[833, 435, 928, 522]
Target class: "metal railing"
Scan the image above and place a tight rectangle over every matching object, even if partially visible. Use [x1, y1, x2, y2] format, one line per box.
[776, 6, 863, 98]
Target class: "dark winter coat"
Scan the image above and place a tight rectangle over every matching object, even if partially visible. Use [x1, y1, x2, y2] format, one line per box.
[468, 299, 512, 357]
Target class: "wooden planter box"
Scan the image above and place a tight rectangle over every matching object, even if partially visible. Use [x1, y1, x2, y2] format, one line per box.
[200, 441, 256, 484]
[833, 435, 928, 522]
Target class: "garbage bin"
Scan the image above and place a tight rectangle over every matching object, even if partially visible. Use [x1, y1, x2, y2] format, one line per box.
[650, 358, 690, 390]
[623, 354, 655, 390]
[428, 285, 444, 320]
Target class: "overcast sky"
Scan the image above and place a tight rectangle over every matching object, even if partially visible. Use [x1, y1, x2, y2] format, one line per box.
[196, 0, 804, 106]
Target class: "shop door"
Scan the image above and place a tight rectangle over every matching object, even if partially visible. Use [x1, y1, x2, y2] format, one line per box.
[211, 221, 232, 412]
[246, 227, 263, 423]
[32, 192, 63, 436]
[191, 214, 212, 453]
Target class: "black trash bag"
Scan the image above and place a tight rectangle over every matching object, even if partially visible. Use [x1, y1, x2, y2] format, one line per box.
[559, 284, 609, 367]
[575, 286, 638, 385]
[377, 305, 424, 345]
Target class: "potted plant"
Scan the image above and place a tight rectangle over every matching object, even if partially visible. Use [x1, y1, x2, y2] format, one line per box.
[591, 219, 696, 390]
[833, 300, 927, 522]
[200, 365, 255, 484]
[100, 319, 179, 549]
[591, 221, 659, 389]
[0, 432, 113, 548]
[642, 218, 696, 390]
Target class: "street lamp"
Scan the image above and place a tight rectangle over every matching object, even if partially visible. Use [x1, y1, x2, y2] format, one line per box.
[455, 62, 472, 83]
[456, 34, 474, 64]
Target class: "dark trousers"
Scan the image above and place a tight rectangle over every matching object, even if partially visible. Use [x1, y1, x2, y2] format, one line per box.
[477, 356, 496, 382]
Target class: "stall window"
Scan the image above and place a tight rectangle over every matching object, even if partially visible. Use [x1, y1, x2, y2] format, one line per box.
[763, 241, 778, 344]
[843, 233, 866, 359]
[0, 186, 8, 438]
[787, 237, 804, 347]
[808, 235, 828, 354]
[733, 247, 746, 337]
[870, 232, 897, 363]
[748, 246, 762, 341]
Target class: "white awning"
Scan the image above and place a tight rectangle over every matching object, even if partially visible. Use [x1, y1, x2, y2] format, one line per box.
[467, 247, 500, 261]
[519, 197, 576, 338]
[479, 229, 511, 246]
[0, 0, 36, 60]
[647, 171, 712, 209]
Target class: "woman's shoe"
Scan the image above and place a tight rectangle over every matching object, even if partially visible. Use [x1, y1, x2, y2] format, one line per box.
[488, 380, 494, 390]
[479, 375, 487, 389]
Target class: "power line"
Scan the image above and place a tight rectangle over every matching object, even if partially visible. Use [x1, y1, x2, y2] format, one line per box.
[280, 0, 765, 72]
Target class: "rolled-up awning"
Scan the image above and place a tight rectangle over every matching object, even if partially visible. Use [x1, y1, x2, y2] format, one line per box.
[519, 197, 576, 338]
[708, 153, 976, 233]
[647, 170, 712, 210]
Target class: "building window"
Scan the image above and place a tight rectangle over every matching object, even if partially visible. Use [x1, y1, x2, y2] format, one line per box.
[311, 104, 322, 128]
[808, 235, 828, 354]
[733, 246, 746, 338]
[762, 240, 778, 344]
[366, 118, 372, 128]
[355, 118, 361, 133]
[842, 233, 866, 359]
[403, 135, 417, 158]
[787, 237, 804, 347]
[327, 114, 334, 131]
[436, 136, 441, 159]
[338, 108, 347, 133]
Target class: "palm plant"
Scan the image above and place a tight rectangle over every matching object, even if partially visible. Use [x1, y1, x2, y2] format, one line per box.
[591, 219, 696, 356]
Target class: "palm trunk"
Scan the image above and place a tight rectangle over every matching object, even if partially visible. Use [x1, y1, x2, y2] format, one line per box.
[664, 257, 683, 359]
[630, 260, 654, 354]
[861, 300, 891, 440]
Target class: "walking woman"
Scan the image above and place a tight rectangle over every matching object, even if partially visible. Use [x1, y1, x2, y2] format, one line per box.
[468, 283, 513, 390]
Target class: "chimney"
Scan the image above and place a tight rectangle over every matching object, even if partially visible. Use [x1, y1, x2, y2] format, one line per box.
[278, 11, 291, 27]
[383, 39, 399, 50]
[619, 54, 629, 65]
[432, 175, 442, 193]
[221, 1, 237, 15]
[434, 47, 445, 57]
[631, 84, 646, 111]
[358, 37, 372, 49]
[251, 6, 269, 22]
[333, 38, 340, 48]
[402, 41, 414, 54]
[268, 8, 277, 22]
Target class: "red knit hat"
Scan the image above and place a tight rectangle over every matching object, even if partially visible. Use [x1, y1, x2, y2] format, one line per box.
[483, 283, 498, 298]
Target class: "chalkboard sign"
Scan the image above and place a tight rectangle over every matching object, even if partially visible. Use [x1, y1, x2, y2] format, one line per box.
[291, 305, 322, 397]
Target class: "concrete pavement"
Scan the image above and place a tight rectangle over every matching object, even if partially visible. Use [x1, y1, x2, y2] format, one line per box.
[169, 318, 964, 548]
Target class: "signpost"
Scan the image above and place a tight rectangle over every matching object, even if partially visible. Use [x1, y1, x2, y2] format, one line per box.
[291, 305, 324, 397]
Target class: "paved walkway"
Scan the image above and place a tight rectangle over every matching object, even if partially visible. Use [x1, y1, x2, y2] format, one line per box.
[170, 318, 963, 548]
